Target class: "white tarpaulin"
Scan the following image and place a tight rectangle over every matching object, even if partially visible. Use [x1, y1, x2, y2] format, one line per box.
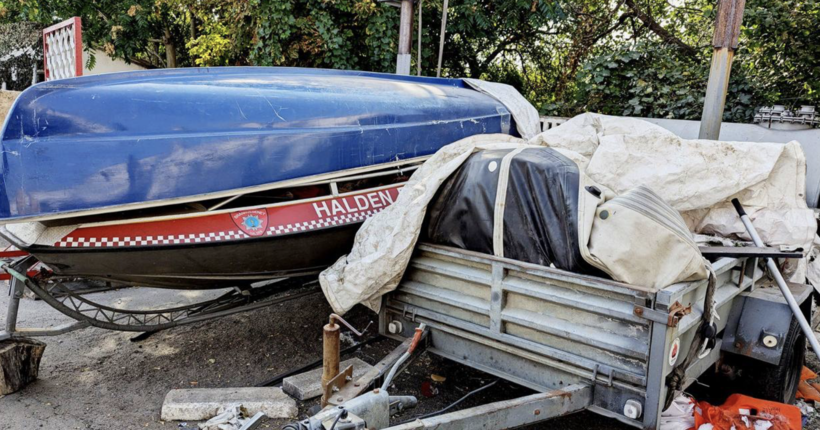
[534, 113, 816, 280]
[320, 109, 818, 314]
[464, 79, 542, 140]
[320, 134, 528, 314]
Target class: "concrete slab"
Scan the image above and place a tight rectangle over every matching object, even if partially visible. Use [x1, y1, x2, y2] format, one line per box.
[283, 358, 374, 400]
[160, 387, 297, 421]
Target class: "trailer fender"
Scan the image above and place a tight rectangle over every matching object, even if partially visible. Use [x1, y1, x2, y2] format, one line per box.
[721, 282, 812, 365]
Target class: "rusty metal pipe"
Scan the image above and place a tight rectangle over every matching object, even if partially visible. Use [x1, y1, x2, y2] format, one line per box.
[321, 319, 340, 405]
[321, 314, 371, 406]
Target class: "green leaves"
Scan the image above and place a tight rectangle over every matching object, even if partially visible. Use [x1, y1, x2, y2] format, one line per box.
[244, 0, 400, 72]
[2, 0, 817, 123]
[0, 22, 41, 90]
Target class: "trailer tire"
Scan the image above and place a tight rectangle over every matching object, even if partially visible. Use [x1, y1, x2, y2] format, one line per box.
[733, 316, 805, 403]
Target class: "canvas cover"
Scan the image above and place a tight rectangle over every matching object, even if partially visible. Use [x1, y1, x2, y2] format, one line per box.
[535, 113, 817, 283]
[320, 107, 817, 313]
[578, 184, 709, 289]
[464, 79, 541, 140]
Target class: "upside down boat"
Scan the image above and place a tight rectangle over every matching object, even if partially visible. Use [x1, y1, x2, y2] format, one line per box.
[0, 67, 516, 288]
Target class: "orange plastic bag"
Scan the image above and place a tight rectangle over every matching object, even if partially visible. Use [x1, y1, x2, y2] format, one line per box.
[797, 381, 820, 402]
[796, 366, 820, 402]
[694, 394, 802, 430]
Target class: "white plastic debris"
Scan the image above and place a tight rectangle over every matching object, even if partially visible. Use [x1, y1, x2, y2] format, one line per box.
[659, 395, 696, 430]
[797, 399, 816, 415]
[754, 420, 773, 430]
[797, 399, 817, 426]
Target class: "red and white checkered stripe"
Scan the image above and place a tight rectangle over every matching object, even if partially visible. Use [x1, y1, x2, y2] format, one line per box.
[55, 207, 384, 248]
[58, 230, 249, 248]
[267, 210, 376, 235]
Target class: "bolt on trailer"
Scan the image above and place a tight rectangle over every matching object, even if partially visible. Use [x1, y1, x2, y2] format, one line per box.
[371, 242, 810, 429]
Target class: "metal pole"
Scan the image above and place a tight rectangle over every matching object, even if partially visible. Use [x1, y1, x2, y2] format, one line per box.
[731, 199, 820, 358]
[5, 278, 22, 333]
[698, 0, 746, 139]
[396, 0, 414, 75]
[3, 257, 36, 334]
[321, 318, 340, 407]
[436, 0, 449, 78]
[417, 0, 423, 76]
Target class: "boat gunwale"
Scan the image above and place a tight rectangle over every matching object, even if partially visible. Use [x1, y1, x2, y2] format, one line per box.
[74, 181, 404, 229]
[2, 155, 428, 225]
[16, 220, 363, 255]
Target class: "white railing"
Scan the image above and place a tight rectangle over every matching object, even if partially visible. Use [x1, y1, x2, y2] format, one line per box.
[539, 116, 568, 132]
[43, 17, 83, 81]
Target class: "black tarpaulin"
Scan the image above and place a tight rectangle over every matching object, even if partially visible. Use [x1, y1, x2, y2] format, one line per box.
[423, 147, 596, 274]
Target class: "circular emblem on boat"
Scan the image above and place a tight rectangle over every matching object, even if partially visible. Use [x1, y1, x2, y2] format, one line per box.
[231, 209, 269, 237]
[669, 338, 681, 366]
[488, 161, 498, 172]
[243, 215, 262, 230]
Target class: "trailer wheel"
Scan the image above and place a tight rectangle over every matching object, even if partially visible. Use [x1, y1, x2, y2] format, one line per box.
[732, 316, 805, 403]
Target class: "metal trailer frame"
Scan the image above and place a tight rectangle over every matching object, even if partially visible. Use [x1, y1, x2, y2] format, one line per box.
[0, 256, 323, 342]
[377, 243, 812, 429]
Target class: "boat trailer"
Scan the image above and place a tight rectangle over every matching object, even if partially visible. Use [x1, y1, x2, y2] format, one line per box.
[0, 255, 321, 342]
[286, 240, 812, 430]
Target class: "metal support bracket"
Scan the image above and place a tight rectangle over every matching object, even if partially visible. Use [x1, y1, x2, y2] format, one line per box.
[402, 305, 417, 322]
[323, 365, 354, 405]
[328, 333, 429, 407]
[633, 305, 677, 326]
[667, 301, 692, 327]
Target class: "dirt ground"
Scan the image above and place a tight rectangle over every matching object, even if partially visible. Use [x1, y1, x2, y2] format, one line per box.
[0, 278, 818, 430]
[0, 90, 20, 121]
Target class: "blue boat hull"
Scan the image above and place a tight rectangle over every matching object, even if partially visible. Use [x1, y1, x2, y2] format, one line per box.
[0, 67, 514, 221]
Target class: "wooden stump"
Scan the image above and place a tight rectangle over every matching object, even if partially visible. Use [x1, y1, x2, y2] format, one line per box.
[0, 338, 46, 395]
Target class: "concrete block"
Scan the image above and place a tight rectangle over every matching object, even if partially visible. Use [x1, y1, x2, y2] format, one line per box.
[161, 387, 297, 421]
[283, 358, 374, 401]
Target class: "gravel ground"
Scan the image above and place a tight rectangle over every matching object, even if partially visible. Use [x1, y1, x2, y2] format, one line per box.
[0, 278, 817, 429]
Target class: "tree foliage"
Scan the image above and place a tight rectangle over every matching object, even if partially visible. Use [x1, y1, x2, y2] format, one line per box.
[0, 0, 818, 122]
[0, 22, 41, 90]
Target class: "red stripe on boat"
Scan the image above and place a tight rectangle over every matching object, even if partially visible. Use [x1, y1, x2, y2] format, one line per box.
[54, 186, 402, 248]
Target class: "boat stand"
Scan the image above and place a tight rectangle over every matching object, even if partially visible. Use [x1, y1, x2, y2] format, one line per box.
[0, 256, 85, 342]
[0, 256, 322, 341]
